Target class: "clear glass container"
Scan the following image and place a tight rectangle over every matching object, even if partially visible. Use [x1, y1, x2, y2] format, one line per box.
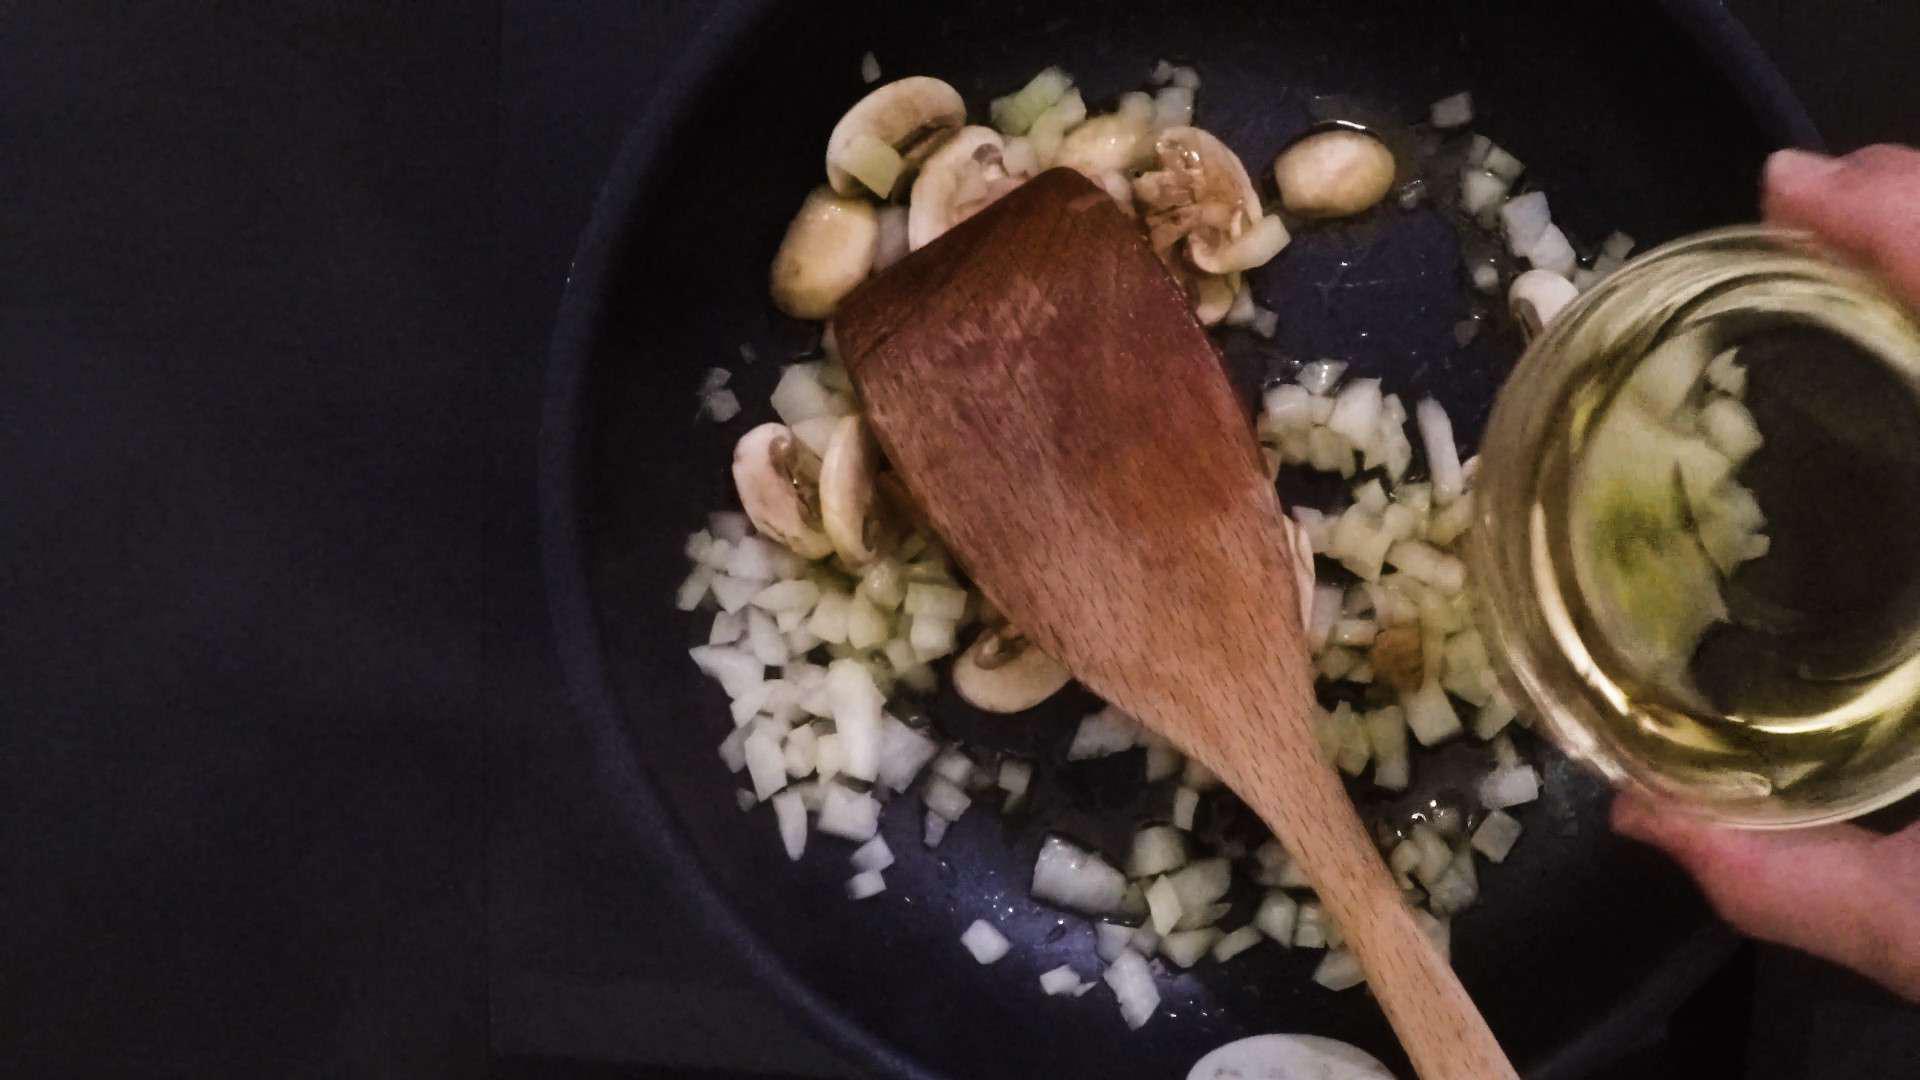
[1469, 225, 1920, 828]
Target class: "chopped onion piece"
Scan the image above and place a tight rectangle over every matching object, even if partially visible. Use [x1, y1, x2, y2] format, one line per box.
[1040, 964, 1087, 996]
[924, 776, 973, 822]
[846, 868, 887, 900]
[718, 725, 750, 773]
[1479, 765, 1541, 809]
[960, 919, 1011, 964]
[825, 659, 883, 782]
[1172, 786, 1200, 831]
[1429, 91, 1473, 129]
[1254, 891, 1298, 944]
[1415, 398, 1464, 504]
[923, 809, 949, 848]
[1096, 921, 1134, 963]
[771, 790, 808, 860]
[735, 787, 757, 812]
[1299, 360, 1348, 396]
[931, 747, 975, 787]
[1152, 84, 1194, 130]
[1484, 144, 1525, 183]
[859, 50, 881, 84]
[770, 363, 848, 427]
[710, 574, 763, 614]
[1401, 679, 1462, 746]
[1366, 706, 1410, 791]
[1032, 835, 1129, 915]
[851, 836, 895, 873]
[1526, 223, 1577, 279]
[1128, 826, 1189, 879]
[1146, 875, 1184, 935]
[1460, 168, 1510, 216]
[1313, 948, 1366, 991]
[782, 722, 818, 777]
[1068, 706, 1142, 759]
[991, 66, 1073, 136]
[817, 783, 881, 841]
[708, 609, 746, 646]
[708, 511, 750, 542]
[1471, 808, 1523, 863]
[1161, 928, 1222, 968]
[1701, 395, 1764, 463]
[1104, 949, 1161, 1029]
[998, 758, 1033, 801]
[1293, 901, 1329, 949]
[1602, 230, 1636, 260]
[1213, 925, 1264, 963]
[1499, 191, 1551, 257]
[1470, 261, 1501, 294]
[908, 614, 958, 661]
[751, 578, 820, 614]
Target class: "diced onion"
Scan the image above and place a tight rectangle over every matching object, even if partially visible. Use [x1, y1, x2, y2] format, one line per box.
[1471, 808, 1523, 863]
[1429, 91, 1473, 129]
[825, 659, 883, 782]
[1313, 948, 1366, 991]
[771, 790, 808, 860]
[1103, 949, 1161, 1029]
[846, 868, 887, 900]
[1499, 191, 1551, 257]
[1479, 765, 1541, 809]
[851, 836, 895, 873]
[817, 783, 881, 841]
[1401, 679, 1462, 746]
[1068, 706, 1142, 759]
[923, 810, 950, 848]
[1526, 224, 1577, 279]
[1040, 964, 1087, 996]
[1172, 786, 1200, 831]
[1161, 928, 1221, 968]
[1032, 835, 1130, 915]
[1299, 360, 1348, 396]
[1415, 398, 1464, 505]
[960, 918, 1011, 963]
[1128, 826, 1189, 878]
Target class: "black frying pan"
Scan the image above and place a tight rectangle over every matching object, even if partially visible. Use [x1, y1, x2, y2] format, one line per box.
[540, 2, 1820, 1075]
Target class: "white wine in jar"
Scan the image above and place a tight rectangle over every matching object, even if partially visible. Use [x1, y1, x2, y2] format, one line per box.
[1472, 226, 1920, 826]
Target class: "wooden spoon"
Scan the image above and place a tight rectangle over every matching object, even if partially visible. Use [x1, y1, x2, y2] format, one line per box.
[835, 169, 1516, 1080]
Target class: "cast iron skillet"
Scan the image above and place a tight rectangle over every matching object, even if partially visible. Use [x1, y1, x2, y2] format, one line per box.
[541, 2, 1820, 1075]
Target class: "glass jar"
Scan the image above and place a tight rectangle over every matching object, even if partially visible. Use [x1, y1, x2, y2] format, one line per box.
[1468, 225, 1920, 828]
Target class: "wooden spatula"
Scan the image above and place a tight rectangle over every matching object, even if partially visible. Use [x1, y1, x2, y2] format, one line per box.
[835, 169, 1516, 1080]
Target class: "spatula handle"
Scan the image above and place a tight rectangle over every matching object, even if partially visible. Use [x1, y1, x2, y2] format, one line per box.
[1224, 699, 1519, 1080]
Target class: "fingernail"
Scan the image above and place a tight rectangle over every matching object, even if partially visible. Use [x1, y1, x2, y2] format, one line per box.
[1765, 148, 1837, 191]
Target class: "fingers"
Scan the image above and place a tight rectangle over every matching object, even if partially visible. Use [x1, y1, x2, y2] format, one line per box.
[1762, 146, 1920, 302]
[1613, 793, 1920, 1001]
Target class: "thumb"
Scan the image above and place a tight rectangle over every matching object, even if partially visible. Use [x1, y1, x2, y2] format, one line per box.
[1763, 146, 1920, 303]
[1613, 793, 1920, 1001]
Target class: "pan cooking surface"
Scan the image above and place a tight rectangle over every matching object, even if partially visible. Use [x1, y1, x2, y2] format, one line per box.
[543, 1, 1816, 1075]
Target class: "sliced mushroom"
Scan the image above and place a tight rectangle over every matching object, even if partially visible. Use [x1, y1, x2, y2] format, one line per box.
[1272, 127, 1396, 219]
[952, 626, 1072, 713]
[732, 423, 833, 559]
[907, 126, 1031, 251]
[769, 188, 878, 320]
[819, 414, 896, 566]
[1508, 269, 1580, 342]
[825, 76, 967, 197]
[1370, 625, 1425, 693]
[1132, 127, 1286, 276]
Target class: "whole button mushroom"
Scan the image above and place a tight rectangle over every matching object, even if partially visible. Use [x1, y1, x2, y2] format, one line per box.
[1272, 128, 1397, 219]
[769, 188, 878, 320]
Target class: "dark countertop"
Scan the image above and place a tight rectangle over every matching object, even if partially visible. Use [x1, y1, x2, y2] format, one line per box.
[2, 2, 1916, 1077]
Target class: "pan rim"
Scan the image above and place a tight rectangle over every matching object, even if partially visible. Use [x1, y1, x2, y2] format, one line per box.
[536, 3, 1821, 1076]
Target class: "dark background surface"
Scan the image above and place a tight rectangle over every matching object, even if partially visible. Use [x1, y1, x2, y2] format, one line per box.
[1, 2, 1915, 1077]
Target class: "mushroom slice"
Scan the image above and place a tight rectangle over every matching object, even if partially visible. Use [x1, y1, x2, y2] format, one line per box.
[770, 188, 878, 320]
[1272, 127, 1397, 219]
[1133, 127, 1285, 276]
[819, 414, 895, 566]
[1508, 269, 1580, 342]
[1371, 625, 1425, 693]
[953, 626, 1072, 714]
[825, 76, 967, 197]
[907, 126, 1031, 251]
[732, 423, 833, 559]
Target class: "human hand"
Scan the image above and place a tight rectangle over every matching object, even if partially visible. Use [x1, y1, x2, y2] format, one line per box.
[1611, 145, 1920, 1005]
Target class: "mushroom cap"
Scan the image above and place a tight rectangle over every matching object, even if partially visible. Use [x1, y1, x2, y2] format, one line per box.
[1272, 128, 1396, 219]
[825, 76, 966, 196]
[769, 187, 878, 320]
